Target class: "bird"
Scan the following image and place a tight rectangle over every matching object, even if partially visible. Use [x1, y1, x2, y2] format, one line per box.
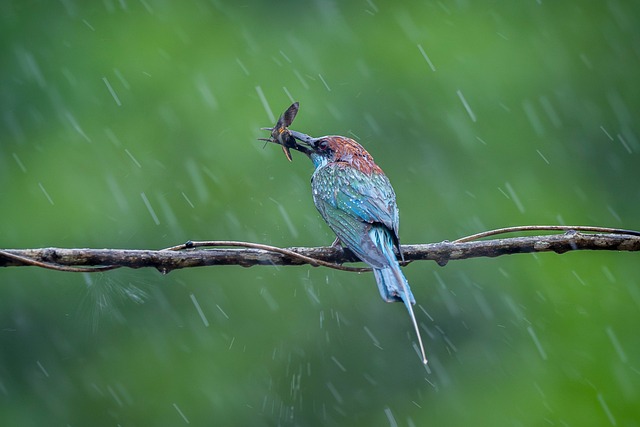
[261, 105, 427, 364]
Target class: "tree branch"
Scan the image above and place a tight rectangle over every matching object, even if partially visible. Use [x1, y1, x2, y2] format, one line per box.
[1, 229, 638, 274]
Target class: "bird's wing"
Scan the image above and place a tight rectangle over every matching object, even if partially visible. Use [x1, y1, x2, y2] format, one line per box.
[315, 162, 398, 230]
[311, 162, 400, 267]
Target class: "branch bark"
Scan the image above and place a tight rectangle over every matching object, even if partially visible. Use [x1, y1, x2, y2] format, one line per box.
[1, 231, 638, 274]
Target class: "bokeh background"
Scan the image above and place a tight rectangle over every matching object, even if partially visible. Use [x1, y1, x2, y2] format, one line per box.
[1, 1, 639, 425]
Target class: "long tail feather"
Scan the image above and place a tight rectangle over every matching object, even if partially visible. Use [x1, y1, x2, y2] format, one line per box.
[388, 265, 428, 365]
[369, 226, 428, 364]
[373, 266, 427, 364]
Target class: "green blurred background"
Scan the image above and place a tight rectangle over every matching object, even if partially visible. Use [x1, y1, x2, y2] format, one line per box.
[1, 1, 639, 425]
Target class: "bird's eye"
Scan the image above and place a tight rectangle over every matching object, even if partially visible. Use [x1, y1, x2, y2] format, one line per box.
[317, 140, 329, 150]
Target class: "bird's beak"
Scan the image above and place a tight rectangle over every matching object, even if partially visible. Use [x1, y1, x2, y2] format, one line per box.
[289, 130, 320, 154]
[258, 127, 311, 160]
[289, 130, 315, 145]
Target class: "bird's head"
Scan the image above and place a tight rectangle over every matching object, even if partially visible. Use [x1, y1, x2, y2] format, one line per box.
[289, 132, 382, 174]
[259, 102, 382, 174]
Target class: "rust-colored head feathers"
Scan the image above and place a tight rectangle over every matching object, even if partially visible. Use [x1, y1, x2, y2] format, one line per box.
[305, 136, 384, 175]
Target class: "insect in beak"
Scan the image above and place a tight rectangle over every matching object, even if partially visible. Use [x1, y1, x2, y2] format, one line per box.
[258, 102, 300, 162]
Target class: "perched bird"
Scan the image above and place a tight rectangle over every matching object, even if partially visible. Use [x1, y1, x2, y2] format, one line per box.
[294, 133, 427, 364]
[261, 104, 427, 364]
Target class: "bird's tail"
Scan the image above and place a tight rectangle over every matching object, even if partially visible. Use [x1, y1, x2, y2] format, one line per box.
[371, 229, 428, 364]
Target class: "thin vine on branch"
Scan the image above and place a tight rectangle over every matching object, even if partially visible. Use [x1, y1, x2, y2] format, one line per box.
[1, 226, 638, 274]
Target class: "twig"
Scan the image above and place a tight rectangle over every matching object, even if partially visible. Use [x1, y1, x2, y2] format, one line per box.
[453, 225, 640, 243]
[162, 240, 370, 272]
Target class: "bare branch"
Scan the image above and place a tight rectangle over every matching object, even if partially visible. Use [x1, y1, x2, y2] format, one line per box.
[1, 230, 638, 274]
